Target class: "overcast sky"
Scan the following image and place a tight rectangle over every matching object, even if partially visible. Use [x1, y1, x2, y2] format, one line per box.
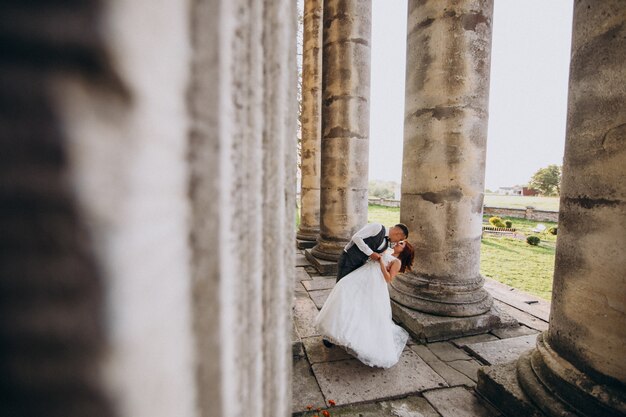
[369, 0, 574, 190]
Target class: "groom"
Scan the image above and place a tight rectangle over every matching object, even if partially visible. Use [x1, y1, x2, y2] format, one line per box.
[337, 222, 409, 282]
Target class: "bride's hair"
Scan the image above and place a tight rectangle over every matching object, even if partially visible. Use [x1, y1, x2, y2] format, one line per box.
[398, 241, 415, 273]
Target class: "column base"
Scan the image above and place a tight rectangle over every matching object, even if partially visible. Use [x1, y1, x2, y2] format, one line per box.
[477, 333, 626, 417]
[391, 300, 517, 343]
[304, 249, 338, 276]
[296, 238, 317, 249]
[309, 239, 346, 262]
[296, 226, 319, 243]
[390, 272, 494, 317]
[476, 361, 545, 417]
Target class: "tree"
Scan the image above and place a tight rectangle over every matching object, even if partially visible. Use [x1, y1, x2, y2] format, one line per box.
[528, 164, 562, 196]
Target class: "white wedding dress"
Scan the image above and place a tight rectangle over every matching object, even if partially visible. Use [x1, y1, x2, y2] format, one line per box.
[314, 252, 409, 368]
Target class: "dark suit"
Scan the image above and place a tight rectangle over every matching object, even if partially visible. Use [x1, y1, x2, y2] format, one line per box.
[336, 225, 388, 282]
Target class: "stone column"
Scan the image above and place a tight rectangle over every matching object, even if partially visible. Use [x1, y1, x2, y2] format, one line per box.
[296, 0, 323, 246]
[478, 2, 626, 415]
[389, 0, 495, 318]
[309, 0, 371, 263]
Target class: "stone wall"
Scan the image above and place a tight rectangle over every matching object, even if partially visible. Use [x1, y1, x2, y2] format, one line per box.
[367, 200, 559, 223]
[483, 206, 559, 222]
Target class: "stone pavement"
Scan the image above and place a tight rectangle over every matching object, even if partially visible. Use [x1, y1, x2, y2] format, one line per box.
[292, 250, 551, 417]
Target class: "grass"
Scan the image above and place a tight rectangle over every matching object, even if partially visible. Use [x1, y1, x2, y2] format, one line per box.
[367, 204, 557, 300]
[484, 195, 559, 211]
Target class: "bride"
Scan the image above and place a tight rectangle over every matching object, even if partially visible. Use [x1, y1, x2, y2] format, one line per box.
[315, 240, 415, 369]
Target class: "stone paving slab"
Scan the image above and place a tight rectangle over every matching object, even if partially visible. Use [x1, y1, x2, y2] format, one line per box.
[295, 267, 312, 282]
[409, 345, 475, 387]
[294, 281, 308, 294]
[447, 359, 483, 382]
[484, 277, 550, 321]
[450, 333, 499, 348]
[309, 289, 332, 310]
[465, 334, 538, 366]
[491, 324, 539, 339]
[293, 297, 321, 338]
[292, 357, 326, 413]
[302, 278, 336, 291]
[296, 253, 311, 267]
[293, 323, 304, 358]
[311, 348, 447, 406]
[423, 386, 502, 417]
[426, 342, 473, 362]
[302, 336, 354, 364]
[493, 300, 549, 332]
[292, 395, 442, 417]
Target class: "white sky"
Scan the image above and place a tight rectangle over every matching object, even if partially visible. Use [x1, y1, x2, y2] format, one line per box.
[369, 0, 574, 190]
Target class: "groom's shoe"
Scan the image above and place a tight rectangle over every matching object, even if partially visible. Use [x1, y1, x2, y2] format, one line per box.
[322, 339, 334, 348]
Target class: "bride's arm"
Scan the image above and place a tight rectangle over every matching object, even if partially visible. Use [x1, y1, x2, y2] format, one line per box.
[378, 258, 401, 283]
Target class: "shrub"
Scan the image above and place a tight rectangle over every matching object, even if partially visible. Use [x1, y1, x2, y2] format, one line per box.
[505, 220, 513, 228]
[547, 226, 557, 235]
[527, 235, 541, 246]
[489, 216, 506, 228]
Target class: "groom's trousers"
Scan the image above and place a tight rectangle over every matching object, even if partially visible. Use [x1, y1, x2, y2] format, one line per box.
[336, 251, 367, 282]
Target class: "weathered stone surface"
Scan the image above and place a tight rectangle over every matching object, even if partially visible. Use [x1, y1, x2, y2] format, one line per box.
[302, 336, 354, 364]
[293, 324, 305, 358]
[476, 361, 543, 417]
[423, 386, 501, 417]
[305, 249, 339, 275]
[426, 342, 473, 362]
[294, 297, 321, 338]
[448, 360, 483, 382]
[450, 333, 499, 348]
[310, 0, 372, 262]
[292, 357, 326, 413]
[312, 349, 447, 406]
[491, 325, 539, 340]
[297, 0, 323, 242]
[483, 278, 550, 322]
[296, 253, 312, 267]
[383, 396, 442, 417]
[309, 289, 332, 309]
[391, 0, 495, 318]
[302, 277, 336, 291]
[295, 281, 308, 295]
[409, 345, 475, 387]
[297, 238, 317, 249]
[492, 300, 548, 332]
[465, 334, 537, 365]
[392, 301, 517, 342]
[293, 395, 441, 417]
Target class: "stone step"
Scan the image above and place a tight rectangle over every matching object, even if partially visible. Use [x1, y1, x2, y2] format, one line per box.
[464, 334, 538, 366]
[483, 277, 550, 322]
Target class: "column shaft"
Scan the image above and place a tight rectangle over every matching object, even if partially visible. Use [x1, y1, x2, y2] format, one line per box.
[310, 0, 371, 261]
[389, 0, 494, 316]
[297, 0, 324, 241]
[515, 2, 626, 415]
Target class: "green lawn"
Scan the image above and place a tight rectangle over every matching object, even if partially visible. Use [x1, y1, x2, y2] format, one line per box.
[368, 204, 557, 300]
[484, 195, 560, 211]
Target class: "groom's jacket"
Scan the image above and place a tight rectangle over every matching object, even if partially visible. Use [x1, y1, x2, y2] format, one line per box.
[337, 223, 388, 281]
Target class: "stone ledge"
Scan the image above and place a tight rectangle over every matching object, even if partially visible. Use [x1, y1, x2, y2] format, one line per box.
[304, 249, 338, 276]
[475, 361, 544, 417]
[391, 301, 518, 343]
[296, 238, 316, 249]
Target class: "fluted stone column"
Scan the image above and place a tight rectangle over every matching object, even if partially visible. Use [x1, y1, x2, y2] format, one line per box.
[478, 2, 626, 415]
[309, 0, 371, 262]
[297, 0, 323, 245]
[389, 0, 494, 317]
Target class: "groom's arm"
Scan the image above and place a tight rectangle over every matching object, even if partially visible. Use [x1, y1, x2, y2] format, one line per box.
[351, 223, 383, 259]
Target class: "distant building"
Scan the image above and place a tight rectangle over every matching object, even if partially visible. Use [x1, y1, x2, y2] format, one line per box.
[497, 186, 538, 196]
